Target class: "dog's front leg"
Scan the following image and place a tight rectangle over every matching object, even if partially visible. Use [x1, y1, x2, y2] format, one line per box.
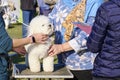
[43, 56, 54, 72]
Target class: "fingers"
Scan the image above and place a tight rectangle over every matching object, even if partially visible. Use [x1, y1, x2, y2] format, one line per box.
[41, 35, 48, 41]
[49, 52, 55, 56]
[48, 45, 62, 56]
[19, 49, 26, 55]
[13, 47, 27, 55]
[48, 45, 53, 53]
[32, 33, 49, 43]
[48, 45, 56, 56]
[18, 51, 26, 55]
[48, 46, 54, 56]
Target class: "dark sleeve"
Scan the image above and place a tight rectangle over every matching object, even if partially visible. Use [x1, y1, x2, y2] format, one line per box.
[87, 5, 109, 53]
[0, 14, 12, 54]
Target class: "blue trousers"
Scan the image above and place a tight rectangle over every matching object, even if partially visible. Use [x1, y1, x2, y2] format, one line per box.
[22, 10, 36, 38]
[0, 57, 9, 80]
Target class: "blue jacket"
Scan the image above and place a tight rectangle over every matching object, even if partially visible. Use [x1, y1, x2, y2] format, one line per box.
[87, 0, 120, 77]
[0, 14, 12, 54]
[0, 13, 12, 77]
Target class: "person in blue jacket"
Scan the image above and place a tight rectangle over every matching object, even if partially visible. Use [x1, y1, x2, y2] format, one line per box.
[37, 0, 57, 16]
[87, 0, 120, 80]
[48, 0, 104, 80]
[0, 12, 48, 80]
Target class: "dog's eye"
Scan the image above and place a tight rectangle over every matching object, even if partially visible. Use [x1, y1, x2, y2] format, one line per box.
[42, 24, 44, 26]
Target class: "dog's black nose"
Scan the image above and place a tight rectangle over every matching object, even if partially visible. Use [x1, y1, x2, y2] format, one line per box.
[49, 24, 51, 27]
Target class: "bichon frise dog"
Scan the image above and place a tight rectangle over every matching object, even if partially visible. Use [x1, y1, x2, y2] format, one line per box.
[25, 15, 54, 72]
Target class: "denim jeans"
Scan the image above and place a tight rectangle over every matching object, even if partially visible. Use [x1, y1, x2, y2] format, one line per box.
[22, 10, 35, 38]
[0, 57, 9, 80]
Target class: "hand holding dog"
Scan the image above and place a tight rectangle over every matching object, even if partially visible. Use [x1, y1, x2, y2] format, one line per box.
[48, 44, 64, 56]
[31, 33, 49, 43]
[48, 42, 73, 56]
[12, 46, 26, 55]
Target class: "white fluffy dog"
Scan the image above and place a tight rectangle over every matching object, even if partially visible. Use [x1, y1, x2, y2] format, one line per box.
[25, 15, 54, 72]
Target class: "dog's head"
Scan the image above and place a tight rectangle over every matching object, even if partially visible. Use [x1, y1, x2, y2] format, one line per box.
[28, 15, 54, 36]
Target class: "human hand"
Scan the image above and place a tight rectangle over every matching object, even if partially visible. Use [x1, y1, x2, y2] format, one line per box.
[48, 44, 64, 56]
[31, 33, 49, 43]
[12, 46, 26, 55]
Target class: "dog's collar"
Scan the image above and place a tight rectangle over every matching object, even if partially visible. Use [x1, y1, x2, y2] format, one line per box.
[49, 32, 55, 37]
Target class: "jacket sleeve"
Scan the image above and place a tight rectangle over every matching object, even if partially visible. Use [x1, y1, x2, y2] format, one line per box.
[68, 27, 88, 53]
[0, 14, 13, 54]
[87, 5, 109, 53]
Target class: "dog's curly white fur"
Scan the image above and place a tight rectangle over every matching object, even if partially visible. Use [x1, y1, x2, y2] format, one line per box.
[25, 15, 54, 72]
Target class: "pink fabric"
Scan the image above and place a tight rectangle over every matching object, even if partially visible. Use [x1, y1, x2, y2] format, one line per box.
[75, 23, 92, 34]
